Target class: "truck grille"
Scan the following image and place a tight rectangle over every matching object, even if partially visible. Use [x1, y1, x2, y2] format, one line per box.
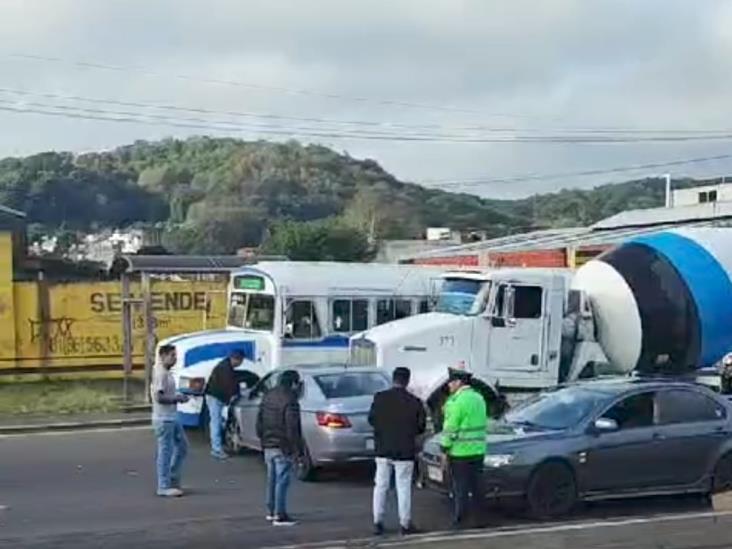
[350, 338, 376, 367]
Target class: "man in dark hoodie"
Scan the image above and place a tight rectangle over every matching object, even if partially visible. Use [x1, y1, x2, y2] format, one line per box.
[204, 349, 245, 459]
[368, 367, 426, 536]
[256, 370, 304, 527]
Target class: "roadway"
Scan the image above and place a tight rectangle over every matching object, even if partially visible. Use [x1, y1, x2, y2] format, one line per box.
[0, 427, 729, 548]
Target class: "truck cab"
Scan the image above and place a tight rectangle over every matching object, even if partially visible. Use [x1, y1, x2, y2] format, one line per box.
[350, 268, 609, 414]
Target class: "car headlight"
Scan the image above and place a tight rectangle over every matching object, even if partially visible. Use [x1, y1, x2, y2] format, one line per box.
[484, 454, 514, 468]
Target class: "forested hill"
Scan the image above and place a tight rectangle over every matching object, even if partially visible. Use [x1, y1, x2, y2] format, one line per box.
[0, 137, 717, 255]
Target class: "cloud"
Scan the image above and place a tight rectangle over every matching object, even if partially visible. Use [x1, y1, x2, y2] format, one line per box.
[0, 0, 731, 198]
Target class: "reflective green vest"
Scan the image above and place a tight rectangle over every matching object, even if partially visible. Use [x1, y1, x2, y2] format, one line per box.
[441, 386, 488, 458]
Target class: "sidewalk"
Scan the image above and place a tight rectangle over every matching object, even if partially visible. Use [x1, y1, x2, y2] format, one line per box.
[0, 409, 151, 434]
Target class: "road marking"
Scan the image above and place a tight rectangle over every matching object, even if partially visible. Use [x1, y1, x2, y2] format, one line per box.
[266, 509, 732, 549]
[0, 425, 150, 439]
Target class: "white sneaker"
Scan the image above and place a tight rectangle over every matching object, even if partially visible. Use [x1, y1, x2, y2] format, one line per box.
[266, 514, 275, 521]
[273, 515, 297, 526]
[157, 488, 184, 497]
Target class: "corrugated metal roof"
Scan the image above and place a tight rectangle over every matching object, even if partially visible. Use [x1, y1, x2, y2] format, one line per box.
[407, 219, 732, 260]
[113, 255, 287, 273]
[593, 201, 732, 229]
[412, 228, 584, 258]
[0, 204, 26, 218]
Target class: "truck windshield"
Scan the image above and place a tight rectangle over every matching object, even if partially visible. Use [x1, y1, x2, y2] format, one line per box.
[228, 292, 275, 331]
[504, 387, 606, 430]
[435, 279, 488, 315]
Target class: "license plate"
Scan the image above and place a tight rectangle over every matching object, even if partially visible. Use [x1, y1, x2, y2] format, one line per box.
[427, 465, 443, 483]
[365, 438, 375, 451]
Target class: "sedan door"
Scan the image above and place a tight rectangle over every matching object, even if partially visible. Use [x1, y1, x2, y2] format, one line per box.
[650, 388, 730, 488]
[581, 391, 664, 494]
[238, 372, 280, 450]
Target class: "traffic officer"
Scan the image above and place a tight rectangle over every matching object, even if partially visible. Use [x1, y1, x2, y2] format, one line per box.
[440, 366, 488, 528]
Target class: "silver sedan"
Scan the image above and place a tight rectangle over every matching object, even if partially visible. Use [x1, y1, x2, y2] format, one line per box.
[225, 364, 390, 481]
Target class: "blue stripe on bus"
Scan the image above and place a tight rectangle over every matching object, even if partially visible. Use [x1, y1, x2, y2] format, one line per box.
[282, 335, 350, 348]
[177, 410, 202, 427]
[184, 340, 255, 367]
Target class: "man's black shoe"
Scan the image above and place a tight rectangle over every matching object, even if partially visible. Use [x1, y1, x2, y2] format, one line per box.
[373, 523, 384, 536]
[400, 524, 419, 536]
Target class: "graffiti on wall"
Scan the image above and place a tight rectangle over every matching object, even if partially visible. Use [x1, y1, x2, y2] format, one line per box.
[28, 316, 122, 356]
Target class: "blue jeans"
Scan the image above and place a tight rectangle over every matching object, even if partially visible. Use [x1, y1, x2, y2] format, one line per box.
[154, 420, 188, 491]
[265, 448, 294, 517]
[205, 395, 225, 455]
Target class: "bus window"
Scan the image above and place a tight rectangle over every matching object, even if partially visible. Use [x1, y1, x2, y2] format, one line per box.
[228, 292, 275, 331]
[286, 300, 322, 339]
[332, 299, 368, 333]
[377, 299, 413, 325]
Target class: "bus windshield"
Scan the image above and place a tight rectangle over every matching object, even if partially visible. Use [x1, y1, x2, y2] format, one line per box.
[228, 292, 276, 331]
[435, 279, 488, 315]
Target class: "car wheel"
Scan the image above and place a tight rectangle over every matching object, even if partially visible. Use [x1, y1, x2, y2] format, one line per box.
[296, 445, 318, 482]
[223, 417, 242, 455]
[526, 461, 577, 519]
[713, 452, 732, 494]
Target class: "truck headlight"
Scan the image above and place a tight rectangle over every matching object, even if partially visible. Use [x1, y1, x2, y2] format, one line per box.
[484, 454, 514, 468]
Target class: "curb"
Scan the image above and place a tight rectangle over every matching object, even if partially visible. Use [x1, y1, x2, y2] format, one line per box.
[0, 417, 150, 435]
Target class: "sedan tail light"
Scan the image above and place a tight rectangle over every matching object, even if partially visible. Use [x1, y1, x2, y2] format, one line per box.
[316, 412, 351, 429]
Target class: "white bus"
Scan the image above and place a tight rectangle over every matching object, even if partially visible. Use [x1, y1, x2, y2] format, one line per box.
[159, 261, 444, 427]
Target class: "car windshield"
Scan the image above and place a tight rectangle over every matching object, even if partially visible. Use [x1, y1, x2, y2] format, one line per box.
[315, 372, 390, 399]
[504, 387, 607, 430]
[435, 279, 488, 315]
[228, 292, 275, 331]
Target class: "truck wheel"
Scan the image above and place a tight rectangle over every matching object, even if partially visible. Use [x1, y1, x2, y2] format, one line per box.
[296, 445, 318, 482]
[526, 461, 577, 519]
[713, 452, 732, 493]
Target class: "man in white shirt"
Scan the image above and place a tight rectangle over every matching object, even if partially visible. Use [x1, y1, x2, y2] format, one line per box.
[151, 344, 189, 497]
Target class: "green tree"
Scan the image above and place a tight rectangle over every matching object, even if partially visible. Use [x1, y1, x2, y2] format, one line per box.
[262, 218, 373, 262]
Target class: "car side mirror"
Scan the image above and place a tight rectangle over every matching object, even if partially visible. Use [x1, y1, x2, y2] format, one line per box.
[491, 316, 506, 328]
[593, 417, 619, 433]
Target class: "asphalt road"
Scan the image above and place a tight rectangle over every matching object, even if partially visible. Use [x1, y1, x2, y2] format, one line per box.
[0, 427, 729, 549]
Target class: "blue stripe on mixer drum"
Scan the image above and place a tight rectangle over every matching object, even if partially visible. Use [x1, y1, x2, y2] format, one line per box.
[631, 231, 732, 368]
[599, 240, 700, 373]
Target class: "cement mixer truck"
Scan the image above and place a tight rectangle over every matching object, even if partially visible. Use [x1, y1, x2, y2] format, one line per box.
[349, 228, 732, 420]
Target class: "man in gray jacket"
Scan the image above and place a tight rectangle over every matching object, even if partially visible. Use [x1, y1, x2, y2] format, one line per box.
[151, 344, 189, 497]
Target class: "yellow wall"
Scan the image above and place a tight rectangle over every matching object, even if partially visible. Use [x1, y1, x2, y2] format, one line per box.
[0, 232, 16, 360]
[1, 278, 228, 371]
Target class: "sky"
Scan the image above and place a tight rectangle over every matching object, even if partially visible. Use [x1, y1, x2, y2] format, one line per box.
[1, 0, 732, 198]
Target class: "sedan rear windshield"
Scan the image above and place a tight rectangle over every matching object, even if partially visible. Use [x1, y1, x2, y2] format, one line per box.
[315, 373, 390, 399]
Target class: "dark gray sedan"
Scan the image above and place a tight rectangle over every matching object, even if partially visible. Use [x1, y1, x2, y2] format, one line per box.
[420, 378, 732, 518]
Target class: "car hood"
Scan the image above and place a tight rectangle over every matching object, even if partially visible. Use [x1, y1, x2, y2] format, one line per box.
[422, 422, 566, 457]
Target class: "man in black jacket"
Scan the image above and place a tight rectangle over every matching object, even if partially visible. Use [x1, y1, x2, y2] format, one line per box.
[204, 349, 245, 459]
[368, 367, 426, 536]
[256, 370, 304, 527]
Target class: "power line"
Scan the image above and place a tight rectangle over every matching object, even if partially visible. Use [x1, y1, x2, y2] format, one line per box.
[3, 87, 732, 136]
[10, 52, 519, 118]
[6, 97, 732, 145]
[421, 153, 732, 188]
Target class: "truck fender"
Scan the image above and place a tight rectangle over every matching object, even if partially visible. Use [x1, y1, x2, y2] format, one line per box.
[425, 375, 505, 432]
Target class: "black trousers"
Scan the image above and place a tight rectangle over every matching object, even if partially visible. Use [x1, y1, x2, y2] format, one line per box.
[449, 456, 484, 525]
